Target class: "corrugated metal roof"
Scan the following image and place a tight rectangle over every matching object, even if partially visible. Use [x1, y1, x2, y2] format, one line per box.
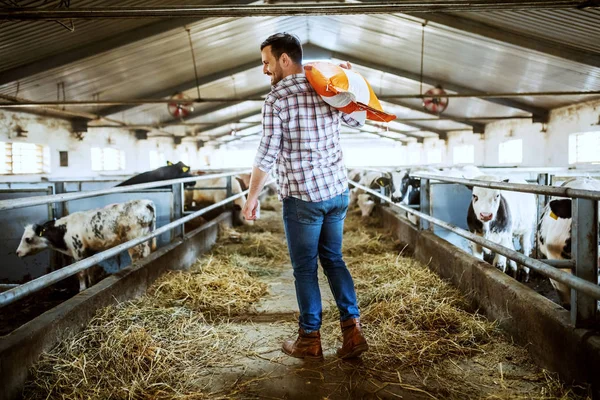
[0, 16, 305, 105]
[309, 15, 600, 109]
[449, 9, 600, 56]
[0, 0, 231, 72]
[1, 6, 600, 143]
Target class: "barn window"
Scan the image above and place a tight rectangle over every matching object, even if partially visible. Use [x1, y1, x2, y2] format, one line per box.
[0, 142, 50, 175]
[91, 147, 126, 171]
[452, 144, 475, 164]
[498, 139, 523, 164]
[149, 150, 166, 169]
[426, 148, 443, 164]
[568, 131, 600, 164]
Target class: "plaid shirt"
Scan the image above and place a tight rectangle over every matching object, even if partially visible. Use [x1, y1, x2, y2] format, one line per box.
[254, 74, 364, 202]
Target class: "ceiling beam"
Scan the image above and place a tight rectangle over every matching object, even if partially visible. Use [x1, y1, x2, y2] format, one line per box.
[306, 44, 549, 121]
[159, 87, 268, 128]
[407, 12, 600, 69]
[99, 60, 263, 117]
[2, 1, 596, 20]
[382, 99, 486, 133]
[197, 108, 263, 139]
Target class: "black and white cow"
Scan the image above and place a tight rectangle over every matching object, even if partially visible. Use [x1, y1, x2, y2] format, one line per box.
[537, 177, 600, 307]
[16, 200, 156, 291]
[352, 171, 394, 217]
[467, 175, 536, 281]
[117, 161, 194, 188]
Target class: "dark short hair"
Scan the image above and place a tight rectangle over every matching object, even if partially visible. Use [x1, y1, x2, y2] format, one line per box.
[260, 33, 303, 65]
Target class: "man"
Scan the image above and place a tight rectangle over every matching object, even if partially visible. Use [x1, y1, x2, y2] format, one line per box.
[242, 33, 368, 360]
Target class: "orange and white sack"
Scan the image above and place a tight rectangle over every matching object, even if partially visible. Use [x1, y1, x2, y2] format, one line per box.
[304, 62, 396, 123]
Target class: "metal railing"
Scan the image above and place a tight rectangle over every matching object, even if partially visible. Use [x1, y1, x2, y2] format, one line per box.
[0, 170, 250, 212]
[350, 174, 600, 328]
[0, 170, 252, 308]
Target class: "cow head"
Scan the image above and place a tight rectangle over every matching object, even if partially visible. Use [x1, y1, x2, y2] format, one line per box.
[167, 160, 195, 188]
[549, 198, 572, 219]
[357, 194, 375, 217]
[370, 176, 392, 198]
[400, 174, 420, 205]
[391, 171, 405, 203]
[16, 224, 50, 258]
[471, 185, 504, 223]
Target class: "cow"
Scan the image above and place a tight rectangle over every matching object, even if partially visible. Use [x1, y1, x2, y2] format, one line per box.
[467, 175, 536, 281]
[185, 176, 255, 225]
[537, 177, 600, 308]
[116, 161, 194, 188]
[400, 166, 483, 207]
[351, 171, 393, 217]
[16, 200, 156, 292]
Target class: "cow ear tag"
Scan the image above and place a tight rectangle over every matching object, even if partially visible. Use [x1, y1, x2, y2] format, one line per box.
[376, 178, 385, 186]
[167, 161, 173, 166]
[182, 167, 189, 172]
[549, 211, 559, 220]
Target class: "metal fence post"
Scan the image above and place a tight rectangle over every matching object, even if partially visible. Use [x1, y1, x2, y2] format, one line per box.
[536, 173, 550, 258]
[571, 197, 598, 328]
[419, 178, 431, 231]
[51, 182, 66, 271]
[172, 183, 184, 239]
[226, 176, 233, 211]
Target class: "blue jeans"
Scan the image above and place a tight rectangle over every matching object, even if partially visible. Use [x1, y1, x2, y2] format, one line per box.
[282, 189, 360, 333]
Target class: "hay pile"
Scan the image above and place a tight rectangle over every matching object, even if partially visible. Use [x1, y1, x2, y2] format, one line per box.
[23, 301, 239, 399]
[321, 212, 590, 399]
[151, 255, 268, 318]
[23, 218, 284, 399]
[216, 224, 289, 266]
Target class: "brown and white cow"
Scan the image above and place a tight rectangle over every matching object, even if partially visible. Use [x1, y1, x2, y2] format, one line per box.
[185, 176, 255, 225]
[16, 199, 156, 291]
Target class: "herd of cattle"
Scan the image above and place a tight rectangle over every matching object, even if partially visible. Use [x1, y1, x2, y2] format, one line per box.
[12, 161, 600, 308]
[348, 167, 600, 308]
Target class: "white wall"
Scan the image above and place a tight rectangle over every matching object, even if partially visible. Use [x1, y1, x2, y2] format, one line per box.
[483, 99, 600, 168]
[3, 98, 599, 181]
[446, 130, 484, 166]
[0, 110, 201, 182]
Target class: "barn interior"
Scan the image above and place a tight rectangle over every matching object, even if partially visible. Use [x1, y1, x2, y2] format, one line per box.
[1, 1, 600, 399]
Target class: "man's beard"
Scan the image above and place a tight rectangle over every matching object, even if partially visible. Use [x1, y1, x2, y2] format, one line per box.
[269, 66, 283, 86]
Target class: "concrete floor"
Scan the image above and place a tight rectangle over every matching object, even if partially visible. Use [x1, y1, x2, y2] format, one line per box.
[190, 205, 558, 400]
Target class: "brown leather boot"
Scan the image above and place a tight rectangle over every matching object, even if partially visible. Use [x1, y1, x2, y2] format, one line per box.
[337, 318, 368, 359]
[282, 329, 324, 360]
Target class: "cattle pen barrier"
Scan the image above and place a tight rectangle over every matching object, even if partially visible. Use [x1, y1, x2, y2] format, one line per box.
[0, 170, 252, 308]
[349, 174, 600, 329]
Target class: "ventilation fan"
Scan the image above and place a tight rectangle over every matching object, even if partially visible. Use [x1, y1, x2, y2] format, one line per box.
[167, 93, 194, 119]
[423, 85, 449, 114]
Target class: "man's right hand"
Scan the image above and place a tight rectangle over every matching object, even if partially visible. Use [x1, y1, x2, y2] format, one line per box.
[243, 197, 260, 221]
[339, 61, 352, 70]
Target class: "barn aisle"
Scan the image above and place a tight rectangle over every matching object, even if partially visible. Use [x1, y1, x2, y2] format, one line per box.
[22, 199, 587, 400]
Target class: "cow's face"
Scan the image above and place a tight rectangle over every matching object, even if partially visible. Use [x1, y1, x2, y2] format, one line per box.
[357, 194, 375, 217]
[472, 187, 501, 223]
[391, 172, 405, 202]
[167, 161, 195, 187]
[549, 198, 572, 219]
[16, 225, 49, 258]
